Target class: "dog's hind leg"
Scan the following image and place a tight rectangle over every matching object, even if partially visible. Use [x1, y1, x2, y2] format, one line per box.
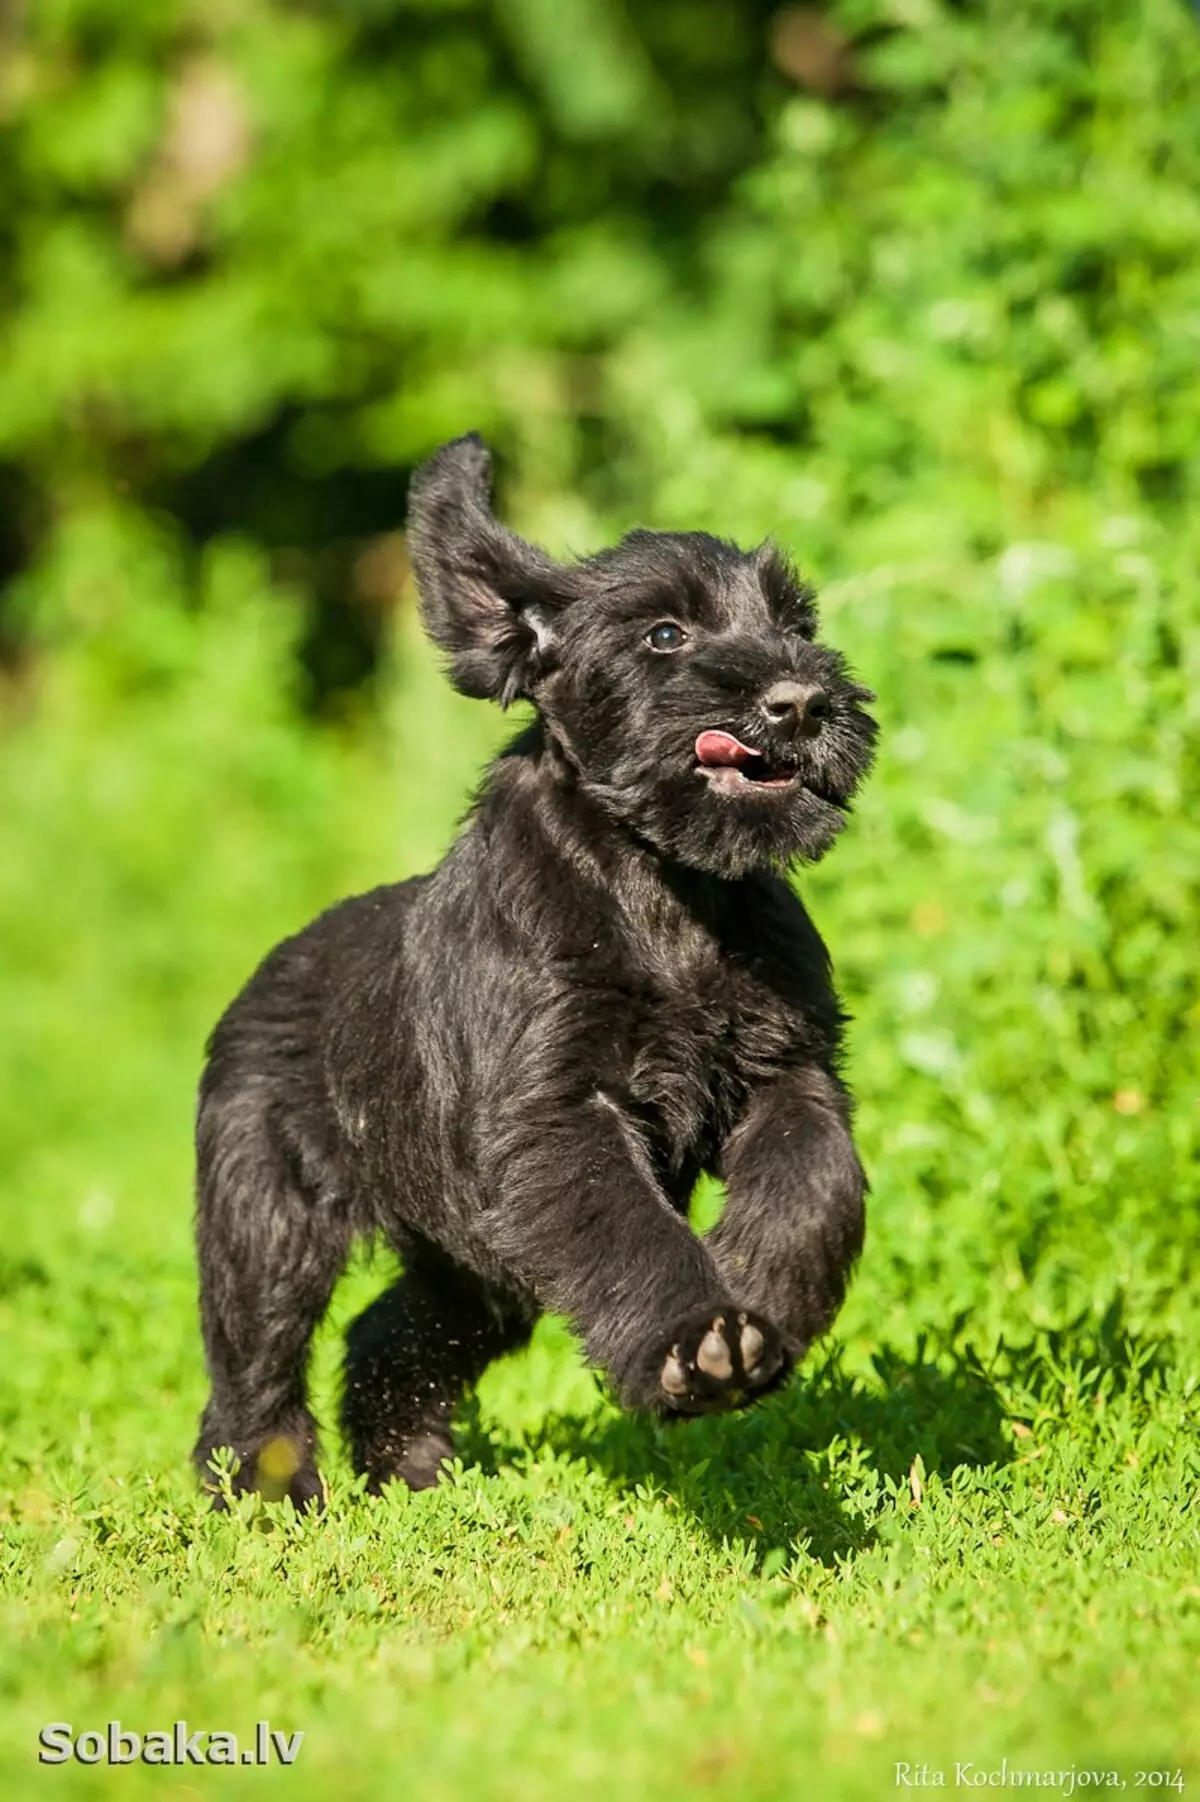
[341, 1255, 532, 1492]
[193, 1086, 351, 1510]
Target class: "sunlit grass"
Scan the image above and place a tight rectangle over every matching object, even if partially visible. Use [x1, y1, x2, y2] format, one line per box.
[1, 546, 1196, 1795]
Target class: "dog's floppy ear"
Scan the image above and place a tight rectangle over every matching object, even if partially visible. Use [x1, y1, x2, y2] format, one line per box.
[406, 434, 567, 706]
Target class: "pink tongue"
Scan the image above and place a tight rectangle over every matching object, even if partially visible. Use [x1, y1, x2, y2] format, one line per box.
[695, 730, 757, 768]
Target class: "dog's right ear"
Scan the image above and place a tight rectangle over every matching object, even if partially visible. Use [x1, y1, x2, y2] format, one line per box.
[406, 434, 567, 706]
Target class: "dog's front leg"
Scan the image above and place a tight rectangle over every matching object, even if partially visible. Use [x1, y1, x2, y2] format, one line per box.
[708, 1064, 866, 1359]
[485, 1091, 789, 1415]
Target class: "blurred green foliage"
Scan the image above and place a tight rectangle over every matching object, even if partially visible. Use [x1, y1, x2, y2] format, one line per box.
[1, 0, 1195, 1281]
[1, 0, 1199, 1791]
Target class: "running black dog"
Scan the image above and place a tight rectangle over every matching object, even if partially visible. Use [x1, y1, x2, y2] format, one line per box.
[193, 434, 877, 1507]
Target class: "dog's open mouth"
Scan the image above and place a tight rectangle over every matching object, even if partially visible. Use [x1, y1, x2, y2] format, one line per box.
[694, 730, 799, 791]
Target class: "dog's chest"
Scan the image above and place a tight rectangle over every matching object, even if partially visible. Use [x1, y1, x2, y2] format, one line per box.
[622, 956, 792, 1170]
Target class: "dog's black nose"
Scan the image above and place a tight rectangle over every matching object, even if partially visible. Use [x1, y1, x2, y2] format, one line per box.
[760, 679, 830, 740]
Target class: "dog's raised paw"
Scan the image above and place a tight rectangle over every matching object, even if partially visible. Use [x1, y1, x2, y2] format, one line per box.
[654, 1307, 786, 1414]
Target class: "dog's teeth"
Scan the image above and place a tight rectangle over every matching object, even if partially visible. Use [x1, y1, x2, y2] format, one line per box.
[661, 1352, 689, 1396]
[697, 1323, 733, 1380]
[740, 1321, 765, 1373]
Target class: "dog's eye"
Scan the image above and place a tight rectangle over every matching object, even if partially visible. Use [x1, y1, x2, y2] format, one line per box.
[646, 622, 687, 653]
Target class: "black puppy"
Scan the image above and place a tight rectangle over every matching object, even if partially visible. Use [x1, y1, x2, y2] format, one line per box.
[193, 434, 877, 1507]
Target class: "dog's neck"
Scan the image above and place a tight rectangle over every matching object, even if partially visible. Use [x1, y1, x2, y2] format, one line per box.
[481, 718, 736, 940]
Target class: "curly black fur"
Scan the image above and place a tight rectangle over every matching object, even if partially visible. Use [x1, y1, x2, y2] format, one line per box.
[193, 434, 878, 1507]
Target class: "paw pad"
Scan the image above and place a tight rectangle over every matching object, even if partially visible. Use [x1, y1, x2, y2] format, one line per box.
[740, 1320, 765, 1373]
[656, 1307, 784, 1414]
[697, 1319, 733, 1379]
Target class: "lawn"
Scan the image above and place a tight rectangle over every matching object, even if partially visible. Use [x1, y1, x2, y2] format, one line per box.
[1, 568, 1196, 1798]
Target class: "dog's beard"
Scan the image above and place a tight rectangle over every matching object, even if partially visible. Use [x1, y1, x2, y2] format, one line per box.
[580, 722, 873, 879]
[632, 769, 849, 877]
[538, 649, 876, 879]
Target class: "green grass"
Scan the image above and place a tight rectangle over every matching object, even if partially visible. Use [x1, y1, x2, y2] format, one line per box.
[1, 555, 1197, 1798]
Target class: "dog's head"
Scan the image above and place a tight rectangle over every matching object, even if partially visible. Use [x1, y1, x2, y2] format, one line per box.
[408, 434, 877, 878]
